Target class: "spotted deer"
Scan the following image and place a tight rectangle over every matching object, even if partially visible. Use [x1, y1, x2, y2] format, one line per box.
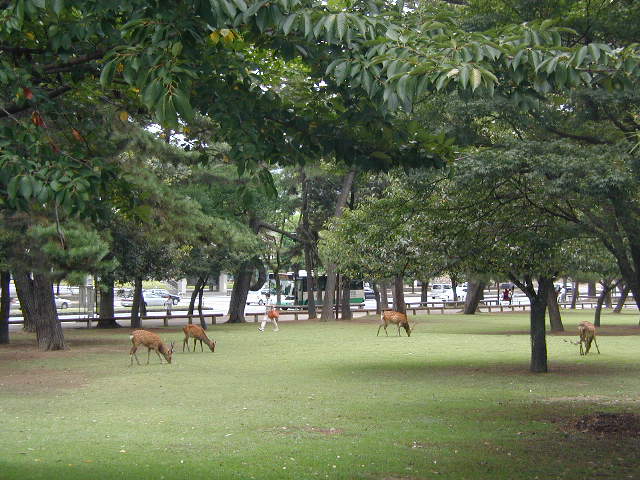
[129, 330, 174, 366]
[578, 321, 600, 355]
[377, 310, 415, 337]
[182, 324, 216, 352]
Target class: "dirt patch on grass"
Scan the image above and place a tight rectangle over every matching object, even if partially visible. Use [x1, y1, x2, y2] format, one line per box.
[550, 325, 640, 337]
[269, 425, 345, 436]
[0, 367, 88, 393]
[563, 412, 640, 436]
[542, 395, 640, 406]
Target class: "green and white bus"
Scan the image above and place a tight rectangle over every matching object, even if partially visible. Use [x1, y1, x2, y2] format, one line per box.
[269, 271, 365, 308]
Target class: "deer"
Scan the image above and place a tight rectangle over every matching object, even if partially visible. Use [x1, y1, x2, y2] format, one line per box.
[182, 324, 216, 352]
[129, 329, 174, 366]
[578, 321, 600, 355]
[377, 310, 415, 337]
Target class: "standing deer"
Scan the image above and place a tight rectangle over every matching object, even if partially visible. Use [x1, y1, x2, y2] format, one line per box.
[578, 321, 600, 355]
[182, 325, 216, 352]
[377, 310, 414, 337]
[129, 330, 174, 366]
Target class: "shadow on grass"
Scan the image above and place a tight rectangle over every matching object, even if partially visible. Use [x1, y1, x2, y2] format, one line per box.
[328, 357, 640, 380]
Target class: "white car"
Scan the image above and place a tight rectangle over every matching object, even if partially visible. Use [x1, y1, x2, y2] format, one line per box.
[429, 286, 466, 302]
[121, 292, 168, 308]
[246, 290, 268, 305]
[55, 297, 71, 309]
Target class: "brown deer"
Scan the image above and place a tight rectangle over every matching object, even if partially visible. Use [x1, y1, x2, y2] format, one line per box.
[129, 330, 174, 366]
[578, 321, 600, 355]
[377, 310, 414, 337]
[182, 325, 216, 352]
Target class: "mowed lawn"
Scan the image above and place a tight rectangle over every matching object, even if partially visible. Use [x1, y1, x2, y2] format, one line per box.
[1, 311, 640, 480]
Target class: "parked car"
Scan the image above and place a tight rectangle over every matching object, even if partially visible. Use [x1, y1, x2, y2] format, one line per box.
[246, 290, 269, 306]
[55, 297, 70, 309]
[430, 283, 452, 294]
[121, 292, 168, 308]
[435, 287, 467, 302]
[148, 289, 181, 305]
[364, 286, 376, 299]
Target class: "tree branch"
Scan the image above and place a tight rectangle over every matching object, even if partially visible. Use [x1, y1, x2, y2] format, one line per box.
[256, 221, 299, 243]
[0, 86, 72, 119]
[544, 125, 612, 145]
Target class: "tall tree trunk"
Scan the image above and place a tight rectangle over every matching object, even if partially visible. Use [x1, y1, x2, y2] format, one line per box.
[340, 277, 352, 320]
[594, 287, 608, 327]
[188, 275, 205, 316]
[13, 270, 37, 332]
[613, 284, 630, 313]
[529, 288, 549, 373]
[570, 281, 579, 309]
[604, 286, 612, 308]
[227, 262, 253, 323]
[321, 169, 357, 321]
[464, 281, 485, 314]
[587, 281, 596, 297]
[303, 245, 317, 319]
[0, 271, 10, 344]
[393, 275, 406, 314]
[379, 281, 389, 309]
[420, 280, 429, 304]
[511, 275, 550, 373]
[198, 274, 208, 329]
[30, 273, 65, 350]
[300, 166, 318, 319]
[130, 277, 143, 329]
[546, 288, 564, 332]
[372, 282, 382, 315]
[97, 275, 120, 328]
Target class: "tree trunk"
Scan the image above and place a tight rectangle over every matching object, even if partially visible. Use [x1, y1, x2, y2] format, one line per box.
[13, 270, 37, 332]
[420, 280, 429, 304]
[227, 262, 253, 323]
[546, 288, 564, 332]
[198, 275, 208, 329]
[604, 287, 612, 308]
[372, 282, 382, 314]
[0, 271, 10, 344]
[594, 287, 608, 327]
[379, 280, 389, 309]
[321, 168, 357, 321]
[393, 275, 406, 314]
[570, 281, 579, 309]
[529, 290, 549, 373]
[303, 244, 317, 319]
[31, 273, 66, 350]
[130, 277, 143, 329]
[464, 281, 485, 314]
[587, 281, 596, 297]
[300, 166, 318, 319]
[613, 284, 630, 313]
[97, 275, 120, 328]
[188, 276, 205, 316]
[340, 277, 352, 320]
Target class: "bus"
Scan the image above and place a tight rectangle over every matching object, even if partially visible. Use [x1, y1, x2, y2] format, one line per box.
[268, 271, 365, 308]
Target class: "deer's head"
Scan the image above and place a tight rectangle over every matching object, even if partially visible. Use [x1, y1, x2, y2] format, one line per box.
[164, 341, 175, 363]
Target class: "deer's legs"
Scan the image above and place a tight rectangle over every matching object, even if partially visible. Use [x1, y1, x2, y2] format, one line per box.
[129, 346, 141, 365]
[183, 337, 189, 352]
[592, 336, 601, 354]
[377, 324, 383, 336]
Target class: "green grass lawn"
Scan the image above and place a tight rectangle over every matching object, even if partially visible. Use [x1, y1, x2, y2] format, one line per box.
[1, 310, 640, 479]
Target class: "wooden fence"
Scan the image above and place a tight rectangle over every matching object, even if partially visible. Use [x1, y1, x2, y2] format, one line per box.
[7, 297, 632, 328]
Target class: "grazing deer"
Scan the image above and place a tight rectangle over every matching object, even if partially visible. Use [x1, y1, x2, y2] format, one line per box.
[377, 310, 414, 337]
[578, 321, 600, 355]
[182, 324, 216, 352]
[129, 330, 174, 366]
